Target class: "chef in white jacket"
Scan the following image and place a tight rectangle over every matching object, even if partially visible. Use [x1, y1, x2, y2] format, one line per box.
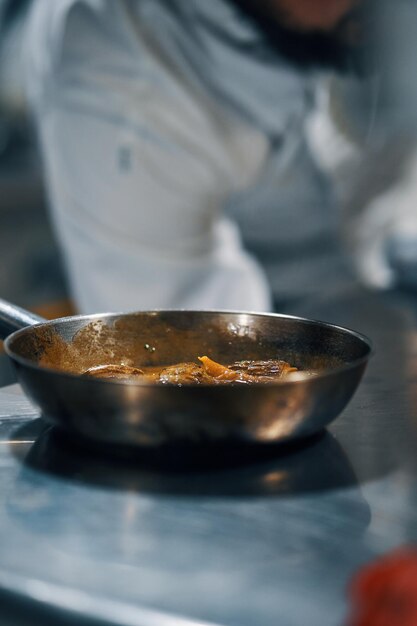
[25, 0, 364, 313]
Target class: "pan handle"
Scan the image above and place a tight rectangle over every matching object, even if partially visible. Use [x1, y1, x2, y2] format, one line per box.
[0, 298, 46, 339]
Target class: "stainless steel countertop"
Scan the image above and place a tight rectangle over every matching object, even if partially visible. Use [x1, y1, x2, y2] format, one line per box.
[0, 288, 416, 626]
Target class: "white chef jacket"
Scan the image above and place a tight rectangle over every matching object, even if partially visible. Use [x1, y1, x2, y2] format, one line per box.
[25, 0, 353, 314]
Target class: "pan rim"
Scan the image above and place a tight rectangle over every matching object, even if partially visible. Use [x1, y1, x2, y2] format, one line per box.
[4, 308, 373, 388]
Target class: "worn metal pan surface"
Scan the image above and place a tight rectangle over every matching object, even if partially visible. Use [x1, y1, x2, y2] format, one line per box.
[0, 298, 372, 447]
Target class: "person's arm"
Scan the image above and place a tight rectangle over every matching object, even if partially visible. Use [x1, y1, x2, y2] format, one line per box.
[26, 0, 271, 313]
[308, 75, 417, 290]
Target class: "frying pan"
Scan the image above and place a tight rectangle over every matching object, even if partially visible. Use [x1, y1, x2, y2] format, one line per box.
[0, 298, 372, 447]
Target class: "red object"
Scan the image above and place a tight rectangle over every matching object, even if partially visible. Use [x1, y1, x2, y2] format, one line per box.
[346, 548, 417, 626]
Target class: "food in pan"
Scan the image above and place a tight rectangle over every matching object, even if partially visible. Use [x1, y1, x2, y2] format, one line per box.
[83, 355, 298, 385]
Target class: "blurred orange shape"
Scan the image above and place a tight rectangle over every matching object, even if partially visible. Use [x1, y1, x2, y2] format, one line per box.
[347, 547, 417, 626]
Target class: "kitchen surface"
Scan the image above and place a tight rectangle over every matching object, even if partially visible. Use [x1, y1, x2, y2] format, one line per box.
[0, 287, 416, 626]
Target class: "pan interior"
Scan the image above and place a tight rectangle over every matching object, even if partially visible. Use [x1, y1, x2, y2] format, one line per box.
[6, 311, 371, 378]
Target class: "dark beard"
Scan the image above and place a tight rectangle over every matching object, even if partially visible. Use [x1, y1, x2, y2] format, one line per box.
[229, 0, 373, 75]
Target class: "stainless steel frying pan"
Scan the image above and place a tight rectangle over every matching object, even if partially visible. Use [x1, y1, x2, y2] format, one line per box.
[0, 298, 372, 447]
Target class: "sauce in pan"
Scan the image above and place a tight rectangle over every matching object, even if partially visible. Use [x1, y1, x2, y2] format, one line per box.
[83, 356, 298, 385]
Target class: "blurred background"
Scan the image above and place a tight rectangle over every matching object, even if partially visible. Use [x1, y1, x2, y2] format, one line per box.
[0, 0, 68, 310]
[0, 0, 71, 384]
